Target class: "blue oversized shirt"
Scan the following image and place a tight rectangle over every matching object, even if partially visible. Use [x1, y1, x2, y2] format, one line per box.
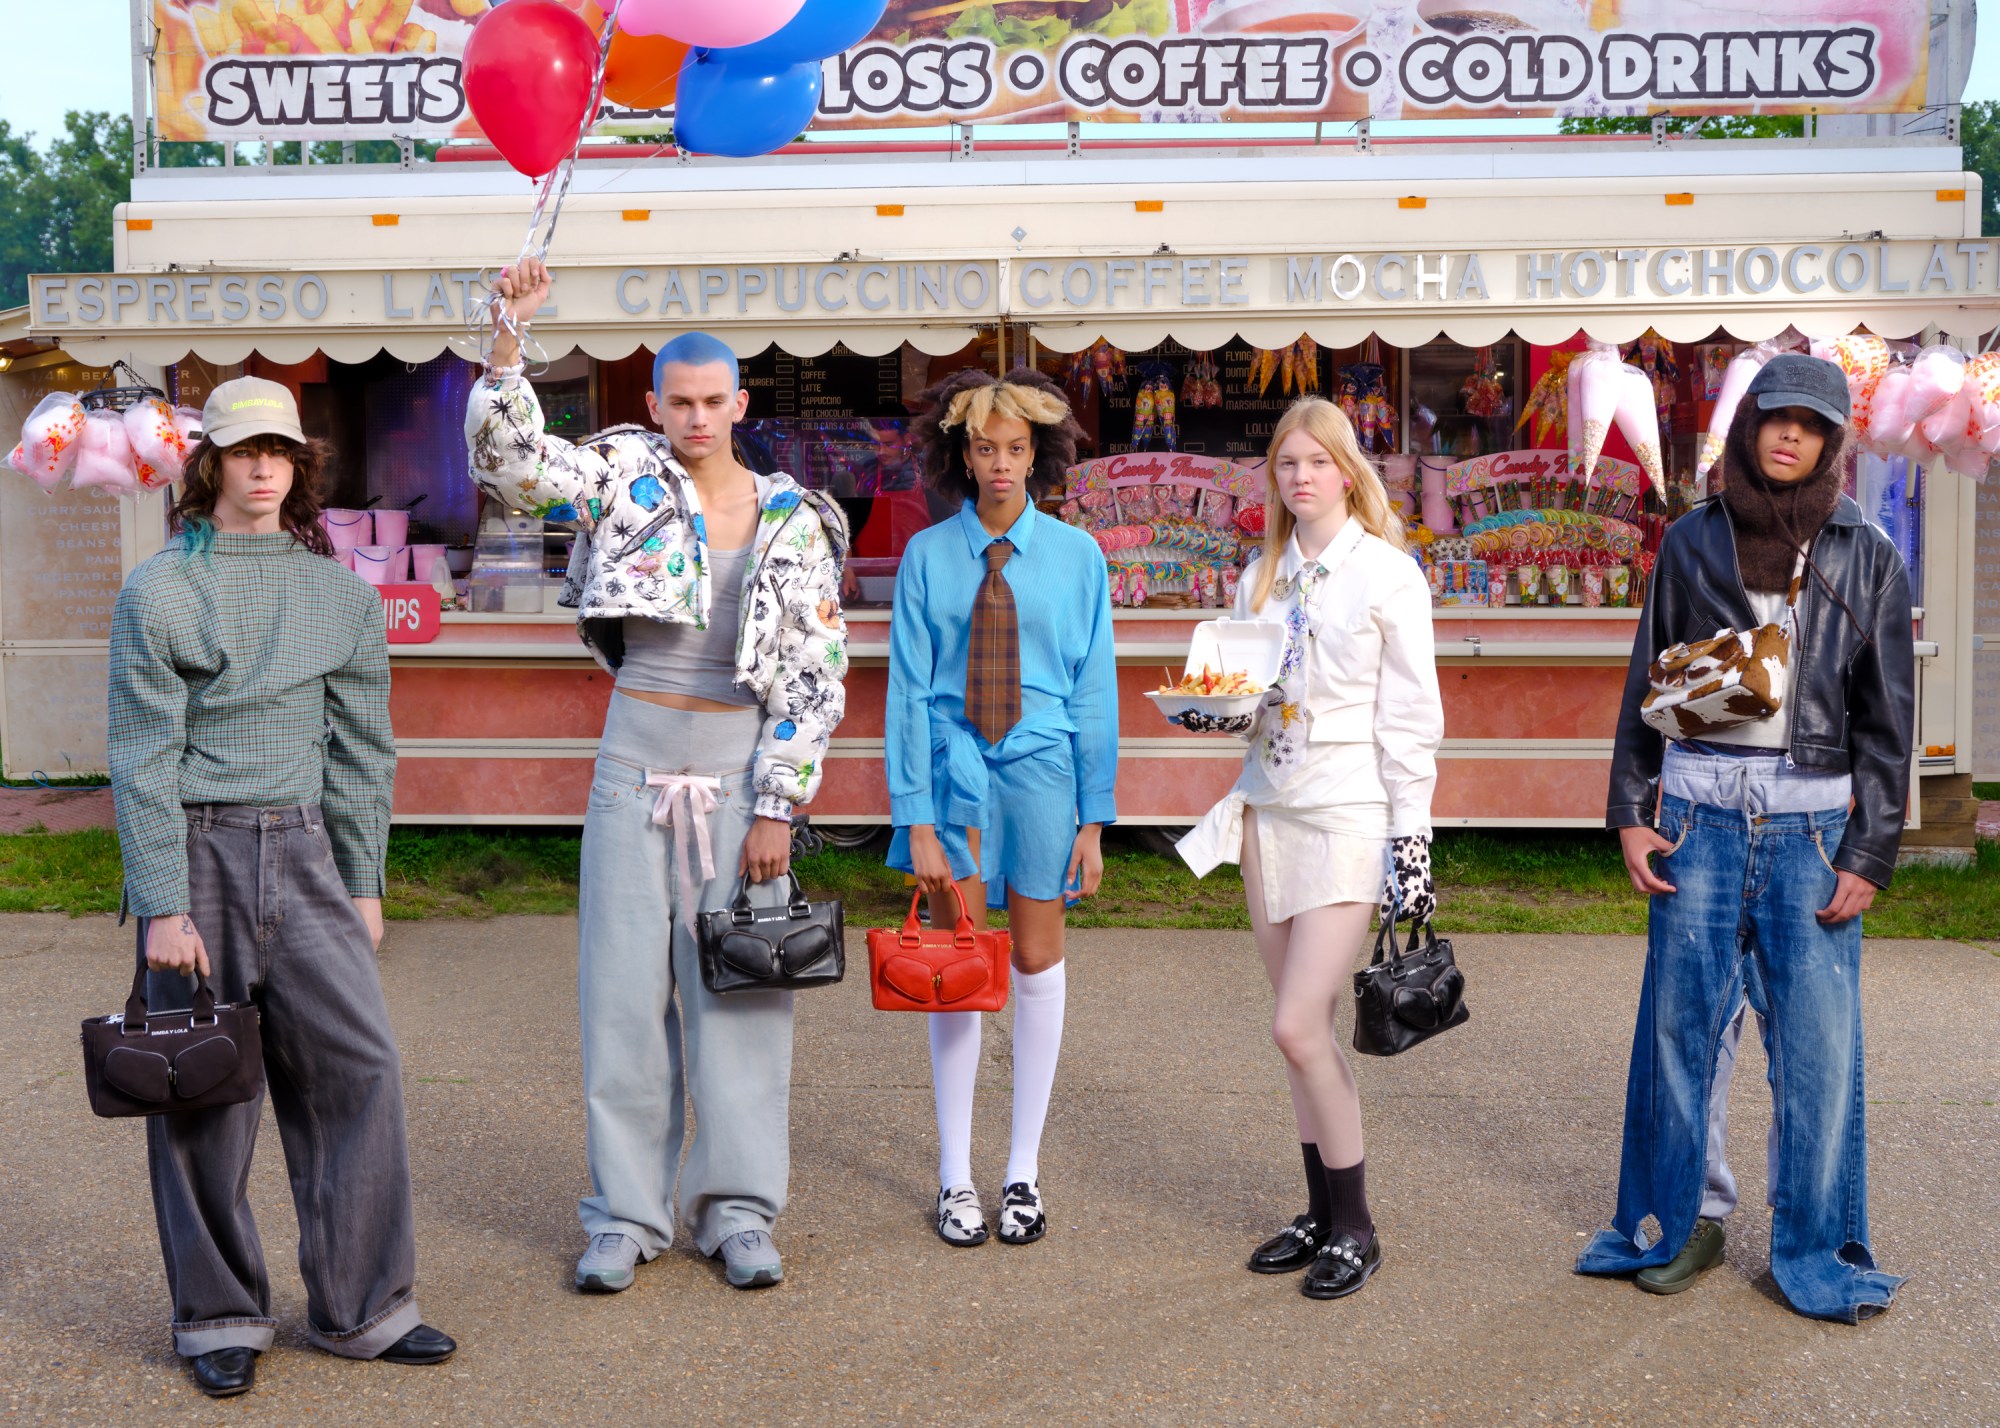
[887, 500, 1119, 830]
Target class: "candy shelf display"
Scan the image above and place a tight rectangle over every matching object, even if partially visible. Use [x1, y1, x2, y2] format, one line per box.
[1058, 452, 1264, 609]
[1410, 449, 1664, 609]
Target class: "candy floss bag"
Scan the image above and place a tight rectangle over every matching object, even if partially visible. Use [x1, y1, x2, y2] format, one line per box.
[72, 408, 142, 495]
[7, 391, 87, 492]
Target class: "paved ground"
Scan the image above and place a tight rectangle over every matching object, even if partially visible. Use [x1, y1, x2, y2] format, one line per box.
[2, 916, 1996, 1426]
[0, 786, 115, 836]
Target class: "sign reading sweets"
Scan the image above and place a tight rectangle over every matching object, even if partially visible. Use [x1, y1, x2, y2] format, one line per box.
[153, 0, 1936, 141]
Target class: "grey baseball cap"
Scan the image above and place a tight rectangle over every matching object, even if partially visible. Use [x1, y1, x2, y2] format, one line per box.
[1746, 353, 1851, 428]
[200, 377, 306, 447]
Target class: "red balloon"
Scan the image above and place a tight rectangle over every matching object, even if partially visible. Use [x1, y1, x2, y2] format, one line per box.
[464, 0, 603, 178]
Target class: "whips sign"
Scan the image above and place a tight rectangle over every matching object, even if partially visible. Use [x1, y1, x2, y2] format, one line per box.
[153, 0, 1935, 140]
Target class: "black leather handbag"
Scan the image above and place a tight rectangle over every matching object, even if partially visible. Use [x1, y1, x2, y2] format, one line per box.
[696, 873, 845, 994]
[1352, 920, 1469, 1057]
[81, 965, 264, 1117]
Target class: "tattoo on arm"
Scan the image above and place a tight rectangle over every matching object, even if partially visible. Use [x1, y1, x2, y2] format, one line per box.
[179, 916, 194, 935]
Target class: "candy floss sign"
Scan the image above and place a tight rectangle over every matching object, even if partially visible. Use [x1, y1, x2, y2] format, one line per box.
[152, 0, 489, 142]
[817, 0, 1936, 128]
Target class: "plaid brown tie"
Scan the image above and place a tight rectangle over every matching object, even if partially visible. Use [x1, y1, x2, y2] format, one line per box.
[966, 538, 1021, 745]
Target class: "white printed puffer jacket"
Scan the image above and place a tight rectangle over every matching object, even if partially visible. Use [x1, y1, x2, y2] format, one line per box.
[466, 372, 848, 821]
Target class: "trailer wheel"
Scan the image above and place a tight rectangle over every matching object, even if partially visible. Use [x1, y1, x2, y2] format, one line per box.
[811, 824, 888, 853]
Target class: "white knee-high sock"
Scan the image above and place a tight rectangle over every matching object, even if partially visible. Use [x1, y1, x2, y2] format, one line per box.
[1006, 962, 1067, 1186]
[929, 1010, 981, 1189]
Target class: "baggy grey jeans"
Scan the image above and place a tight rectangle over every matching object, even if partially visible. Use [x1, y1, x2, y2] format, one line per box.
[143, 803, 421, 1359]
[577, 699, 795, 1257]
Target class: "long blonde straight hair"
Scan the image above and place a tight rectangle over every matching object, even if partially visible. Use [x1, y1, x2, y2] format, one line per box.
[1247, 397, 1409, 613]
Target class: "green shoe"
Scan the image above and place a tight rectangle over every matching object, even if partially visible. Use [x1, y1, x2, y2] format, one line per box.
[1636, 1218, 1726, 1296]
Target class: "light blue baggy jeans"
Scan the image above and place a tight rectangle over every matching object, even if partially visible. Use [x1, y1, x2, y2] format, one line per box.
[1577, 746, 1904, 1323]
[576, 698, 795, 1257]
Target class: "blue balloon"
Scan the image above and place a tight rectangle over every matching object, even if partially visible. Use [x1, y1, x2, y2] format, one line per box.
[675, 52, 822, 158]
[725, 0, 889, 66]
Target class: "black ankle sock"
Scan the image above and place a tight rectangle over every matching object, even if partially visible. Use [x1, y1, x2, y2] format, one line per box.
[1320, 1159, 1374, 1249]
[1301, 1143, 1333, 1228]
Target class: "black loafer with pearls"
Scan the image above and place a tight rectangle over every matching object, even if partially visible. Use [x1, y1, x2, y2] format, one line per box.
[1300, 1232, 1382, 1300]
[1248, 1215, 1329, 1274]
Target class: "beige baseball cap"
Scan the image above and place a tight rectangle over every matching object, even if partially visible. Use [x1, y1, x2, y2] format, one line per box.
[201, 377, 305, 447]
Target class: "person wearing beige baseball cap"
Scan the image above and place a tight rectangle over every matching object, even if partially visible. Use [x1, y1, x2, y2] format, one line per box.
[169, 377, 333, 558]
[110, 377, 458, 1395]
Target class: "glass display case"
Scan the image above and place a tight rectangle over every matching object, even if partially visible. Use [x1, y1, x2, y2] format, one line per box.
[1405, 338, 1521, 460]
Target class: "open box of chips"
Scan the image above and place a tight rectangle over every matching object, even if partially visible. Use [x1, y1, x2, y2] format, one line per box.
[1144, 619, 1286, 734]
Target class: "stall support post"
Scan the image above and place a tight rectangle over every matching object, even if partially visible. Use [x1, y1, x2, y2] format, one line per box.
[129, 0, 153, 175]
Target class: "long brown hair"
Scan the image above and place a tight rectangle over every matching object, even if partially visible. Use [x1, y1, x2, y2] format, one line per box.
[1248, 398, 1407, 613]
[170, 432, 335, 557]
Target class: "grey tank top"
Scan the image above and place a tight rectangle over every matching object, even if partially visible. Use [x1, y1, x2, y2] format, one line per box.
[616, 545, 759, 707]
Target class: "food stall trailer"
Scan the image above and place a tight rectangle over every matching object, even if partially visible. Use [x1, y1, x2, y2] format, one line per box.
[6, 1, 1989, 860]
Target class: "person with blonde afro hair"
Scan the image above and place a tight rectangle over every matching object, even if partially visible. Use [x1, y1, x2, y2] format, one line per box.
[887, 365, 1114, 1251]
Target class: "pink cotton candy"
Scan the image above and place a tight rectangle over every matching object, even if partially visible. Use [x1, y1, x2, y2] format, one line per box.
[1614, 364, 1666, 499]
[1903, 345, 1965, 432]
[9, 391, 87, 492]
[1810, 335, 1890, 432]
[1960, 352, 2000, 453]
[1919, 377, 1973, 453]
[1861, 364, 1917, 455]
[1942, 438, 1991, 481]
[1697, 348, 1765, 479]
[123, 397, 189, 490]
[1572, 344, 1622, 486]
[72, 409, 141, 495]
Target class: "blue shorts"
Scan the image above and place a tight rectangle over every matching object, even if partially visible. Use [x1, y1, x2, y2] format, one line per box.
[888, 742, 1078, 911]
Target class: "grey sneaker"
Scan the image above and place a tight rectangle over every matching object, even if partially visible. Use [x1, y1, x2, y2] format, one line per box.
[716, 1229, 783, 1289]
[575, 1232, 642, 1293]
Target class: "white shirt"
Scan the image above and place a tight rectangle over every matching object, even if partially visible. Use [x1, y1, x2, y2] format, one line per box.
[1178, 520, 1444, 877]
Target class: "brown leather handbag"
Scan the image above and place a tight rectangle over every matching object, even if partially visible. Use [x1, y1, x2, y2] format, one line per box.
[867, 885, 1011, 1013]
[81, 965, 264, 1117]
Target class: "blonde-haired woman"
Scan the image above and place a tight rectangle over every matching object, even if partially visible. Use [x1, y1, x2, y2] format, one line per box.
[1179, 396, 1443, 1300]
[888, 368, 1118, 1248]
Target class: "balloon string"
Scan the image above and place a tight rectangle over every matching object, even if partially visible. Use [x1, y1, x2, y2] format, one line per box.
[478, 0, 629, 367]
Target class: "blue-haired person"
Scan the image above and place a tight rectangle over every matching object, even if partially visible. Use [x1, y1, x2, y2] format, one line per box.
[467, 258, 850, 1293]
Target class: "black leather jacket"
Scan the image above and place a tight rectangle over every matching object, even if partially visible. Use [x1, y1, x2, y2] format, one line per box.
[1608, 494, 1916, 887]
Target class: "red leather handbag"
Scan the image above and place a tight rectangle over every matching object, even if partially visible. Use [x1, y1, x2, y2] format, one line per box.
[867, 885, 1011, 1013]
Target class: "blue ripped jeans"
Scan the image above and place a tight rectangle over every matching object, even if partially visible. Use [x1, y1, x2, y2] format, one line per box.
[1576, 749, 1904, 1323]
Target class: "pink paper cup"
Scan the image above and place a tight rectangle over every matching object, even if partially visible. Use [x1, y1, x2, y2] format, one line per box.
[371, 509, 410, 547]
[408, 543, 448, 581]
[351, 545, 409, 585]
[322, 509, 372, 550]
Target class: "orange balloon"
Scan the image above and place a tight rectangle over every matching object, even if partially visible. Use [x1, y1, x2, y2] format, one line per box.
[555, 0, 608, 32]
[602, 29, 689, 110]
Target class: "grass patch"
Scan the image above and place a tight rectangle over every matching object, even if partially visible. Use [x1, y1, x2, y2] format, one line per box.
[1, 824, 1993, 941]
[1974, 782, 1999, 802]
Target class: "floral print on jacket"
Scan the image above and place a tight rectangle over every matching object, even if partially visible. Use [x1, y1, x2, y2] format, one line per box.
[466, 372, 849, 821]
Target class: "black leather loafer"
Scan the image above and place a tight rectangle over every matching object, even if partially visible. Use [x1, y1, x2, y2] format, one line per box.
[190, 1346, 257, 1398]
[377, 1325, 457, 1366]
[1300, 1232, 1382, 1300]
[1248, 1215, 1328, 1274]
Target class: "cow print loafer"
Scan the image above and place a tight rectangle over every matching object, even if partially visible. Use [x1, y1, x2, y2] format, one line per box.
[997, 1181, 1046, 1245]
[1248, 1215, 1329, 1275]
[936, 1184, 989, 1247]
[1300, 1232, 1382, 1300]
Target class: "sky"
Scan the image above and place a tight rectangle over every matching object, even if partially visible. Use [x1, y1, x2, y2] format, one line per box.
[4, 0, 1998, 145]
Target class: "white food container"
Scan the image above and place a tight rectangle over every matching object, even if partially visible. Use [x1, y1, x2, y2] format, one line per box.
[1144, 618, 1286, 732]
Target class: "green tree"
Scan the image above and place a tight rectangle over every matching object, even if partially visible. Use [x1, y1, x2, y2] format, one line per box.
[0, 111, 133, 310]
[1959, 101, 2000, 235]
[1558, 113, 1806, 139]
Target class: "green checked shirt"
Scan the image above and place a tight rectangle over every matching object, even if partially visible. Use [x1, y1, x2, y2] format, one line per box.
[108, 530, 396, 917]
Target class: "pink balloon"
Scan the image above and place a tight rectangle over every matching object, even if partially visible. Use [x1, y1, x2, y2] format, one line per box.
[619, 0, 808, 51]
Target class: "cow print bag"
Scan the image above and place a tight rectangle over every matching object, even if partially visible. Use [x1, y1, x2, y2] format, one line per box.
[1640, 548, 1806, 742]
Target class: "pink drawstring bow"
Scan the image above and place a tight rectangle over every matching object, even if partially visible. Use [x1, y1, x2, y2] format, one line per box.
[646, 772, 722, 918]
